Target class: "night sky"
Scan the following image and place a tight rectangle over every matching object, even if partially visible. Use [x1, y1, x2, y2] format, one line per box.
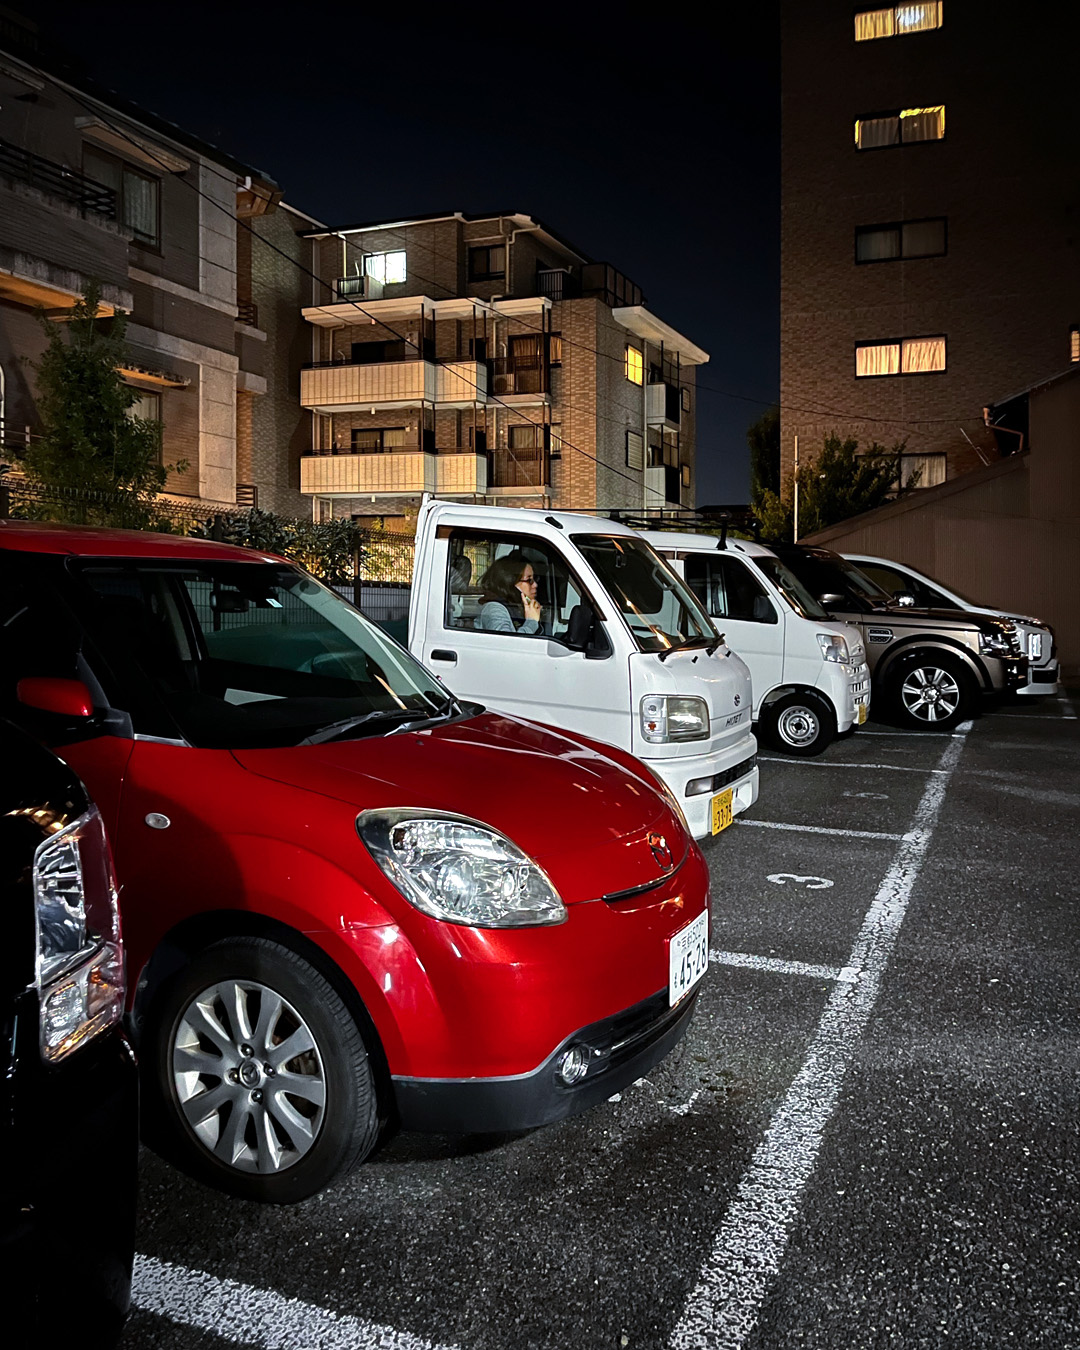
[30, 2, 779, 504]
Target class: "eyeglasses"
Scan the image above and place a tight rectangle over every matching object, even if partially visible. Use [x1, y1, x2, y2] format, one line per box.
[520, 576, 538, 585]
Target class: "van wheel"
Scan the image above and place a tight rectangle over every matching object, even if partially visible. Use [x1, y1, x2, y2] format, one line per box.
[889, 652, 976, 731]
[145, 937, 382, 1204]
[759, 691, 836, 756]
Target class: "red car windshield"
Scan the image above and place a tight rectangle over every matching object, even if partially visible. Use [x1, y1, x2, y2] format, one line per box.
[68, 560, 451, 748]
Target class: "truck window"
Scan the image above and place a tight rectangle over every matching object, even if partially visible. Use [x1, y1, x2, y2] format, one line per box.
[445, 531, 589, 641]
[573, 536, 714, 653]
[683, 556, 777, 624]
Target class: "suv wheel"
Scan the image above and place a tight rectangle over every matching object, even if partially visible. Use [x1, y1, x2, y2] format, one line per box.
[890, 653, 975, 731]
[759, 690, 837, 756]
[145, 937, 382, 1203]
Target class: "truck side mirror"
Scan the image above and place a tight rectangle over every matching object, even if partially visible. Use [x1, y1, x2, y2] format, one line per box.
[819, 592, 845, 608]
[565, 603, 594, 650]
[17, 677, 94, 718]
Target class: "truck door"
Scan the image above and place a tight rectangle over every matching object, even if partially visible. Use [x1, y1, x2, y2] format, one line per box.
[415, 525, 631, 749]
[681, 553, 783, 714]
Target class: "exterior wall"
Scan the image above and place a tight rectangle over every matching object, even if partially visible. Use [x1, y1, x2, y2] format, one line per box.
[780, 4, 1080, 490]
[802, 372, 1080, 676]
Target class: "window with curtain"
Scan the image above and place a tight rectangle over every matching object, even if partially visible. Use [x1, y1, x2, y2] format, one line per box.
[901, 453, 947, 487]
[856, 337, 945, 376]
[1070, 327, 1079, 363]
[624, 345, 643, 385]
[351, 427, 406, 453]
[855, 4, 943, 41]
[84, 146, 160, 246]
[855, 105, 944, 150]
[856, 218, 946, 263]
[363, 251, 406, 285]
[901, 106, 945, 142]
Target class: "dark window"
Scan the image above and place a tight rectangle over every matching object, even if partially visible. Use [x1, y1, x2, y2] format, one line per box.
[83, 145, 160, 247]
[626, 430, 644, 470]
[681, 387, 691, 412]
[683, 556, 777, 624]
[351, 427, 407, 452]
[469, 245, 506, 281]
[856, 217, 946, 263]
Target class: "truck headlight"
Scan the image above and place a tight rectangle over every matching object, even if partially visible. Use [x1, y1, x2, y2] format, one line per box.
[640, 695, 710, 743]
[34, 809, 125, 1062]
[356, 810, 566, 928]
[816, 633, 850, 664]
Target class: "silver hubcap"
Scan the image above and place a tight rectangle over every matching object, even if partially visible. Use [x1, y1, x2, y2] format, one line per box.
[901, 666, 961, 722]
[777, 704, 820, 747]
[172, 979, 326, 1174]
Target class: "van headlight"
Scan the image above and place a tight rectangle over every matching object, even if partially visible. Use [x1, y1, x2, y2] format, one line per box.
[34, 809, 125, 1062]
[816, 633, 850, 664]
[640, 695, 710, 743]
[356, 810, 566, 928]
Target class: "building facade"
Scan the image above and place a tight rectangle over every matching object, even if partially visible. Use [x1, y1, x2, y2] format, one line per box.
[780, 3, 1080, 492]
[296, 212, 707, 521]
[0, 17, 302, 514]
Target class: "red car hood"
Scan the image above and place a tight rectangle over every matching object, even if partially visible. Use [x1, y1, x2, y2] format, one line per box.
[232, 711, 686, 905]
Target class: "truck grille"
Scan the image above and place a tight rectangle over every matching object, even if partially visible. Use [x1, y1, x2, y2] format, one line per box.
[684, 754, 758, 798]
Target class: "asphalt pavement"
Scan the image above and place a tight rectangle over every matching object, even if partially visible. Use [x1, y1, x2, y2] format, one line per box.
[120, 692, 1080, 1350]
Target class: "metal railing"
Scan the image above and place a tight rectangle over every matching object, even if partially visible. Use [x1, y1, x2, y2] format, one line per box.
[236, 300, 259, 327]
[489, 356, 549, 396]
[0, 137, 116, 218]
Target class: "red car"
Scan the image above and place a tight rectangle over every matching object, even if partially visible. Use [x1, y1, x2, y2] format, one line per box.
[0, 521, 710, 1203]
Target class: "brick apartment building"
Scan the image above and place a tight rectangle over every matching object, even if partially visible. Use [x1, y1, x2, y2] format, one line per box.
[296, 212, 708, 521]
[780, 3, 1080, 492]
[0, 14, 310, 517]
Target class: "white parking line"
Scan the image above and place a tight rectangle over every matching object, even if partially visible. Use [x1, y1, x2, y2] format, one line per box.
[859, 729, 968, 739]
[131, 1254, 459, 1350]
[992, 712, 1077, 721]
[758, 756, 946, 774]
[670, 722, 972, 1350]
[710, 950, 856, 983]
[735, 819, 908, 842]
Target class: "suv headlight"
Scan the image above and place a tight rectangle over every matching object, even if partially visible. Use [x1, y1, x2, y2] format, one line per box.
[979, 625, 1020, 657]
[816, 633, 850, 664]
[356, 810, 566, 928]
[34, 808, 125, 1062]
[640, 694, 710, 743]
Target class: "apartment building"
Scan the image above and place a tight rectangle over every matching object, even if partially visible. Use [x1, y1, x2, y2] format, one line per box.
[0, 14, 302, 514]
[297, 212, 708, 521]
[780, 3, 1080, 490]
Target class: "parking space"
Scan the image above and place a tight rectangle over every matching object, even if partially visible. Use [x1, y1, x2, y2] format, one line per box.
[121, 697, 1080, 1349]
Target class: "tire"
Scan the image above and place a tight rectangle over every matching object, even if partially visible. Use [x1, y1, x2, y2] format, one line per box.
[144, 936, 382, 1203]
[887, 651, 976, 731]
[759, 690, 837, 756]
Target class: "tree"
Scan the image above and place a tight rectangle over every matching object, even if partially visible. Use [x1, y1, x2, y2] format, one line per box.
[189, 508, 367, 587]
[748, 407, 781, 501]
[23, 283, 182, 527]
[755, 432, 918, 544]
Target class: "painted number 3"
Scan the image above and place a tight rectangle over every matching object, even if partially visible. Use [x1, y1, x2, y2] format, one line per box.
[766, 873, 834, 890]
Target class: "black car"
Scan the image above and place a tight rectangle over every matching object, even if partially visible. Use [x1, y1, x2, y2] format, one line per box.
[0, 720, 137, 1346]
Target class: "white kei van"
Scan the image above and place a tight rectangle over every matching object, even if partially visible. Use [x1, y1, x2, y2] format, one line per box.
[404, 500, 760, 839]
[641, 531, 871, 756]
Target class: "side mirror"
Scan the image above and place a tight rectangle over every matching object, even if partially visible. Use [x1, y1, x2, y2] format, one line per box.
[893, 591, 916, 608]
[819, 593, 845, 608]
[564, 603, 595, 650]
[17, 677, 94, 718]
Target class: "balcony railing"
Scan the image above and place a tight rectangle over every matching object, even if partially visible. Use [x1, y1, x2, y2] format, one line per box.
[488, 448, 548, 489]
[301, 450, 487, 496]
[646, 380, 681, 427]
[0, 137, 116, 218]
[236, 300, 259, 327]
[301, 359, 486, 411]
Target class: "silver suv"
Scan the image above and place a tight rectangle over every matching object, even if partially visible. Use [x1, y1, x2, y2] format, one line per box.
[771, 545, 1027, 730]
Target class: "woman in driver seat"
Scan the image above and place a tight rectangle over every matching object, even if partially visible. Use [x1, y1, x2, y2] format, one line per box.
[477, 553, 545, 635]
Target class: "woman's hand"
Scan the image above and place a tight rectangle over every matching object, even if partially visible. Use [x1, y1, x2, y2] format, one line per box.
[521, 592, 542, 622]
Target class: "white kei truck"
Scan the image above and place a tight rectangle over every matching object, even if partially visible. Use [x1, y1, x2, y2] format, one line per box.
[398, 499, 760, 840]
[641, 530, 871, 757]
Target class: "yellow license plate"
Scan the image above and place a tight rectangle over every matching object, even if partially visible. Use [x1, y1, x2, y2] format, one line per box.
[857, 703, 868, 725]
[711, 787, 734, 835]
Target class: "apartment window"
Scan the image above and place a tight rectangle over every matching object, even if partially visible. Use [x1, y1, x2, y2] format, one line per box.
[855, 336, 946, 377]
[351, 427, 407, 452]
[550, 424, 563, 459]
[626, 430, 644, 470]
[83, 146, 160, 246]
[1070, 327, 1080, 363]
[548, 333, 563, 367]
[508, 423, 543, 451]
[363, 250, 406, 285]
[625, 345, 643, 385]
[681, 464, 691, 489]
[855, 105, 945, 150]
[856, 217, 947, 263]
[855, 4, 943, 41]
[681, 387, 692, 412]
[469, 246, 505, 281]
[900, 452, 946, 488]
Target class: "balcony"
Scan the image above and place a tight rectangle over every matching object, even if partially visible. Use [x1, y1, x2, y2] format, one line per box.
[301, 451, 487, 497]
[489, 356, 550, 403]
[645, 464, 682, 508]
[646, 381, 681, 430]
[301, 359, 486, 412]
[488, 448, 549, 491]
[0, 137, 116, 218]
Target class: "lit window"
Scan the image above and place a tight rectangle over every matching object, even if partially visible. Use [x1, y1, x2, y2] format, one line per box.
[550, 424, 563, 459]
[625, 346, 643, 385]
[681, 464, 691, 488]
[364, 251, 407, 285]
[855, 4, 943, 41]
[1071, 327, 1080, 363]
[855, 105, 945, 149]
[856, 336, 946, 377]
[626, 430, 644, 470]
[856, 217, 946, 262]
